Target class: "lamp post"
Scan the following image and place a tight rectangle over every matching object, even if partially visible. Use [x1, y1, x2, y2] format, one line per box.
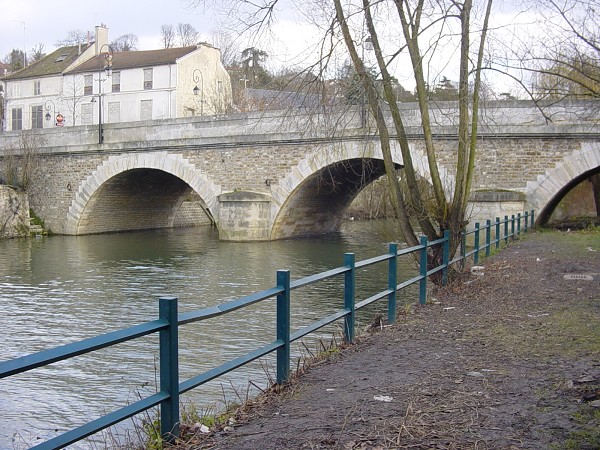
[44, 99, 64, 127]
[91, 44, 113, 144]
[192, 68, 204, 116]
[44, 99, 55, 124]
[360, 35, 373, 128]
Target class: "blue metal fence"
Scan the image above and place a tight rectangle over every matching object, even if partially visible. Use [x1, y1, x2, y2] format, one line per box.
[0, 210, 535, 450]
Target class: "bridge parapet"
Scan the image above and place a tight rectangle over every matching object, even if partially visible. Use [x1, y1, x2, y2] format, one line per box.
[1, 100, 598, 157]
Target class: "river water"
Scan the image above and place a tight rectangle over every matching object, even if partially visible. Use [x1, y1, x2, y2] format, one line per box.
[0, 220, 415, 449]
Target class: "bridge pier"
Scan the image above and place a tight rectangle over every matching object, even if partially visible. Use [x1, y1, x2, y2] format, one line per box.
[217, 192, 272, 241]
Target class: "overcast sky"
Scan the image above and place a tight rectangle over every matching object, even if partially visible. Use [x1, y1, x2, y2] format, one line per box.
[0, 0, 545, 94]
[0, 0, 227, 60]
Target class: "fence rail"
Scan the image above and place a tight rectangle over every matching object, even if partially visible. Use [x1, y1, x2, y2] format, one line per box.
[0, 211, 535, 450]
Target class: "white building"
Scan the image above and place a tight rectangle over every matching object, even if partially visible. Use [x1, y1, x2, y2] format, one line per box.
[0, 25, 232, 132]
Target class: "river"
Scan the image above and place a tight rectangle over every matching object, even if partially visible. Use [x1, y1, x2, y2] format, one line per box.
[0, 220, 414, 449]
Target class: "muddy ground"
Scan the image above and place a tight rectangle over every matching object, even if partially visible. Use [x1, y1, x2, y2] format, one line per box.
[175, 229, 600, 450]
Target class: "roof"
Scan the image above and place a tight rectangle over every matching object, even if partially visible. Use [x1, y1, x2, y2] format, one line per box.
[2, 45, 91, 80]
[66, 46, 198, 74]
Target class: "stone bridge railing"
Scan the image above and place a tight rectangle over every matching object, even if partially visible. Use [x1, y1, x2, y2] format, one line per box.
[1, 100, 598, 156]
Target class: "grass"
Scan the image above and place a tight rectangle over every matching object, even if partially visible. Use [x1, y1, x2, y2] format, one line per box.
[554, 406, 600, 450]
[486, 306, 600, 361]
[29, 208, 50, 234]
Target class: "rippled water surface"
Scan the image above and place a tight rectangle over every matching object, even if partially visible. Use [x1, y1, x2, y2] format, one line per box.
[0, 221, 414, 449]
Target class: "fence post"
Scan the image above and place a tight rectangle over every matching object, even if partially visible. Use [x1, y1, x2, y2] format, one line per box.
[159, 297, 180, 442]
[524, 211, 529, 232]
[276, 270, 291, 385]
[504, 215, 509, 245]
[517, 213, 522, 236]
[474, 223, 480, 264]
[344, 253, 356, 343]
[419, 236, 428, 305]
[485, 219, 491, 257]
[495, 217, 501, 250]
[461, 230, 466, 267]
[531, 209, 535, 228]
[442, 230, 450, 286]
[511, 215, 515, 240]
[387, 243, 398, 324]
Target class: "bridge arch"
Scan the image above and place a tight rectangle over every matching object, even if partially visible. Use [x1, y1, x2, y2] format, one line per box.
[525, 142, 600, 224]
[269, 139, 455, 239]
[65, 152, 220, 235]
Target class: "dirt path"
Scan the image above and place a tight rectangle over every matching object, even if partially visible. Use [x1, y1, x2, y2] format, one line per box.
[179, 229, 600, 450]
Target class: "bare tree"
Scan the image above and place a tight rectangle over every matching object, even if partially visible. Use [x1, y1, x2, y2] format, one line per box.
[161, 24, 176, 48]
[62, 76, 86, 125]
[210, 30, 239, 66]
[191, 0, 494, 271]
[531, 1, 599, 100]
[29, 43, 46, 63]
[177, 23, 200, 47]
[56, 29, 92, 47]
[110, 34, 139, 52]
[331, 0, 493, 258]
[489, 0, 599, 106]
[0, 130, 42, 190]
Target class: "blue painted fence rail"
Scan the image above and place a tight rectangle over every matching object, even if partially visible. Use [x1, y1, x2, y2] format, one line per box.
[0, 210, 535, 450]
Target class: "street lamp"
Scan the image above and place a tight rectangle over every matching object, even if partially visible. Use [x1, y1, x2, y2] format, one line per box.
[44, 99, 55, 123]
[44, 99, 64, 126]
[92, 44, 114, 144]
[192, 68, 204, 116]
[360, 35, 373, 128]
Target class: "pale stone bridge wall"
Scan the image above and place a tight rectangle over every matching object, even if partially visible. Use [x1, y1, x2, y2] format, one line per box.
[1, 100, 598, 240]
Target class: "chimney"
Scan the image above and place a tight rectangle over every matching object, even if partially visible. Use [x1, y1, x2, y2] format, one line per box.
[95, 24, 109, 55]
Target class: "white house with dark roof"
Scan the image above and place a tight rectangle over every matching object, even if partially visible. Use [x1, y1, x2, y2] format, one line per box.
[0, 25, 232, 132]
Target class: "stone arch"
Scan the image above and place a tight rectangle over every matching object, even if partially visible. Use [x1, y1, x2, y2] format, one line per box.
[525, 142, 600, 224]
[65, 152, 220, 235]
[270, 139, 455, 239]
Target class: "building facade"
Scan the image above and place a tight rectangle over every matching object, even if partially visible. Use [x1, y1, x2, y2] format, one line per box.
[0, 25, 232, 132]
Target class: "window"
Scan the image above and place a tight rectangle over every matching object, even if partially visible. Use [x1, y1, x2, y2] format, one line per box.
[143, 68, 153, 90]
[12, 83, 21, 98]
[108, 102, 120, 123]
[140, 100, 153, 120]
[81, 103, 93, 125]
[84, 74, 93, 95]
[111, 71, 120, 93]
[31, 105, 43, 129]
[34, 81, 41, 96]
[11, 108, 23, 130]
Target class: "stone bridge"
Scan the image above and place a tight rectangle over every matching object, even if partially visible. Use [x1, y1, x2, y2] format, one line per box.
[1, 100, 599, 240]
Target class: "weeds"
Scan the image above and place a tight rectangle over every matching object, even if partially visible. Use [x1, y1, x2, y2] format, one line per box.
[555, 406, 600, 450]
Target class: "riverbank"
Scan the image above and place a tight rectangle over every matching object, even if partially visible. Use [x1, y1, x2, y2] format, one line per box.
[172, 228, 599, 449]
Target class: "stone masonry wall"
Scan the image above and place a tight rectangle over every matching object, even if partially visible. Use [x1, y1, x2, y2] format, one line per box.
[20, 146, 306, 234]
[17, 134, 589, 235]
[421, 137, 582, 191]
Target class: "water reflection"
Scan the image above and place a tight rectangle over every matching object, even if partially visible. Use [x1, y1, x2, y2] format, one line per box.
[0, 221, 412, 449]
